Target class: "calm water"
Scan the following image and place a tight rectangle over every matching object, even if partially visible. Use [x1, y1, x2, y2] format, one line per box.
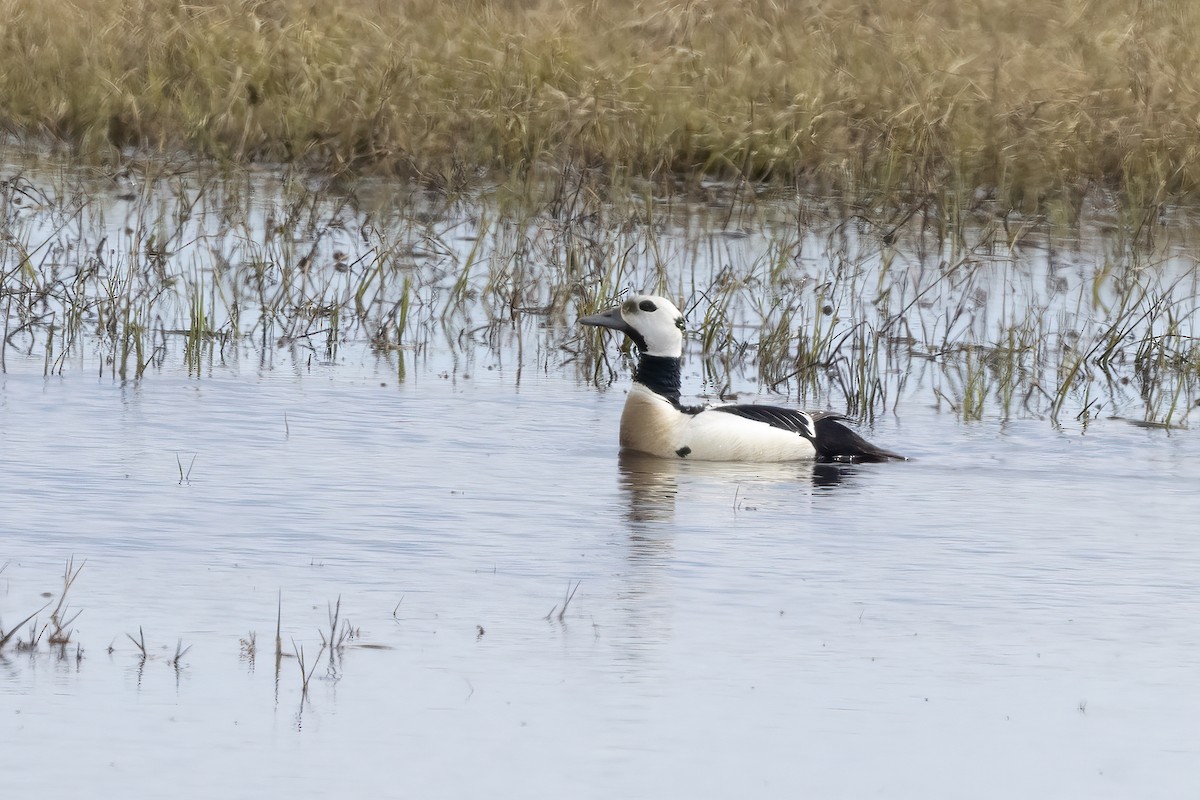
[4, 359, 1199, 797]
[3, 157, 1200, 797]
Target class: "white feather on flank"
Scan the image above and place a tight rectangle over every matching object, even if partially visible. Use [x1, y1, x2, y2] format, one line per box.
[619, 384, 817, 462]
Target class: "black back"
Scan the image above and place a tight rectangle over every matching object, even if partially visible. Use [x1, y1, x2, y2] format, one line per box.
[711, 405, 905, 463]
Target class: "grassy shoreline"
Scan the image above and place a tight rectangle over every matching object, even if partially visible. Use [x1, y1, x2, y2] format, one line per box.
[3, 0, 1200, 209]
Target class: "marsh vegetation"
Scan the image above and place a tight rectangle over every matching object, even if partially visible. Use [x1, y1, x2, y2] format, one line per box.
[2, 148, 1199, 429]
[3, 0, 1200, 211]
[2, 1, 1199, 428]
[0, 560, 378, 715]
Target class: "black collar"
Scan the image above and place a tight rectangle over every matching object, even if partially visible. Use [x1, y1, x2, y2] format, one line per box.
[634, 355, 683, 405]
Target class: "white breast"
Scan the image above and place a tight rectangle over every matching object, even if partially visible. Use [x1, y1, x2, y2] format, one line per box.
[618, 385, 817, 462]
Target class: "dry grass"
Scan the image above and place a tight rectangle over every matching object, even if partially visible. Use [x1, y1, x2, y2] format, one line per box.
[2, 0, 1200, 207]
[0, 559, 85, 657]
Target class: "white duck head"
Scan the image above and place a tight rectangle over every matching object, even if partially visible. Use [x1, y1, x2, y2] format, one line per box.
[580, 295, 686, 357]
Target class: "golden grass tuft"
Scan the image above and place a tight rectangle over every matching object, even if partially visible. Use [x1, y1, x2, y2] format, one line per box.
[3, 0, 1200, 206]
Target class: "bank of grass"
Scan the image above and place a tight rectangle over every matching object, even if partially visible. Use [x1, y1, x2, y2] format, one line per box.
[3, 0, 1200, 209]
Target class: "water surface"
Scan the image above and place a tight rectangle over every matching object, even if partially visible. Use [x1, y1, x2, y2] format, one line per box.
[2, 155, 1200, 798]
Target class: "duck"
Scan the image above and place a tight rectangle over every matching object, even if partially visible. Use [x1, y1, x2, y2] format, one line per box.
[580, 294, 906, 463]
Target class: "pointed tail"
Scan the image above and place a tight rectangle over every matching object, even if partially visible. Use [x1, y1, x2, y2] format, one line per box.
[812, 416, 907, 463]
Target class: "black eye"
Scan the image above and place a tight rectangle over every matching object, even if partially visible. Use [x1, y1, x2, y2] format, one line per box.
[674, 316, 685, 332]
[638, 299, 658, 312]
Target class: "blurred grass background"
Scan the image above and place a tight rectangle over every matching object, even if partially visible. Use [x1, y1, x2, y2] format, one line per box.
[2, 0, 1199, 209]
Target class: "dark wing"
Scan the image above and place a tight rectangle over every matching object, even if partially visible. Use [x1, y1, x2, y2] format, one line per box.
[710, 404, 818, 438]
[711, 405, 906, 463]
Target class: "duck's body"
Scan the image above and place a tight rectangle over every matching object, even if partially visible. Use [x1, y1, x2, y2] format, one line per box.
[582, 295, 905, 464]
[619, 382, 820, 460]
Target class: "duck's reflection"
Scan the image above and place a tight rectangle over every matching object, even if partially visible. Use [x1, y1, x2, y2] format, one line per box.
[811, 462, 863, 488]
[607, 454, 868, 677]
[617, 451, 860, 522]
[617, 451, 682, 523]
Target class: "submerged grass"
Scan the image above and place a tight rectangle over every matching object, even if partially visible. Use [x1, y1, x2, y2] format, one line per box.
[0, 568, 399, 715]
[0, 559, 85, 659]
[2, 0, 1200, 210]
[2, 148, 1200, 429]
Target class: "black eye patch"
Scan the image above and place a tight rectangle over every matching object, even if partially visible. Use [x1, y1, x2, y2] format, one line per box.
[638, 299, 658, 312]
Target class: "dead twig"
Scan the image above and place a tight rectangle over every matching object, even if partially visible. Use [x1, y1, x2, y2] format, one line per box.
[545, 580, 581, 622]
